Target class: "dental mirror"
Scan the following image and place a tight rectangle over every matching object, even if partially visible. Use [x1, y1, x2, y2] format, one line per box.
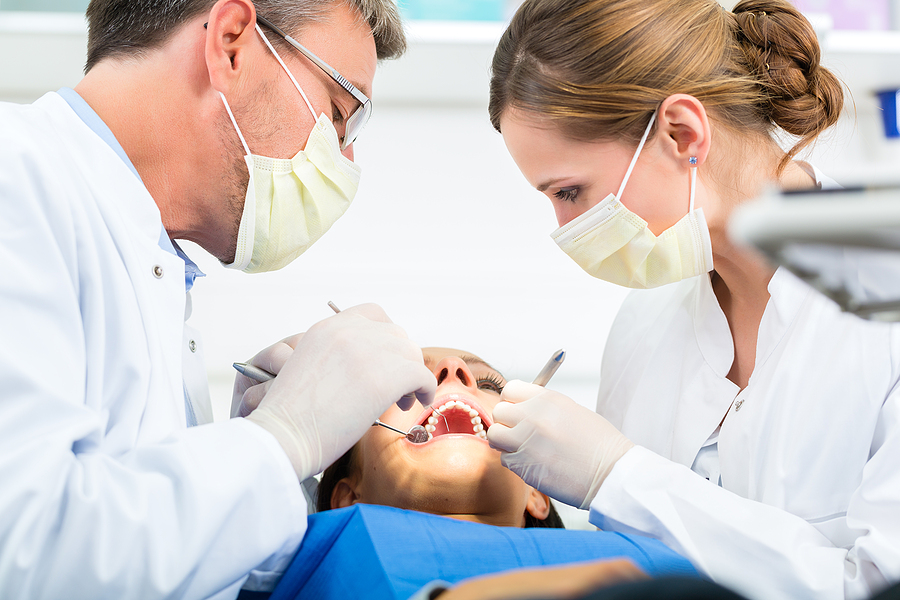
[373, 419, 429, 443]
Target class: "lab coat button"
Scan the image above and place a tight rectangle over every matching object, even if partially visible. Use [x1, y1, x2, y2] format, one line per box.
[152, 265, 164, 278]
[189, 339, 197, 352]
[735, 399, 744, 411]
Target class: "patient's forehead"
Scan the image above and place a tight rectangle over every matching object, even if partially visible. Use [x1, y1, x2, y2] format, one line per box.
[422, 347, 504, 378]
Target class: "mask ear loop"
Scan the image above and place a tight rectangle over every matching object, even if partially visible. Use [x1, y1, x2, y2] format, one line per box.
[689, 166, 697, 213]
[255, 24, 318, 121]
[615, 111, 658, 201]
[219, 92, 252, 157]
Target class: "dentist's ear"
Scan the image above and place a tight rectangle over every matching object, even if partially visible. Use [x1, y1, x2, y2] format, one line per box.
[657, 94, 712, 168]
[204, 0, 258, 93]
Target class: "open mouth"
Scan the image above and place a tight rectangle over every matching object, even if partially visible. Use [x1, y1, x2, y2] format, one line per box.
[414, 394, 493, 443]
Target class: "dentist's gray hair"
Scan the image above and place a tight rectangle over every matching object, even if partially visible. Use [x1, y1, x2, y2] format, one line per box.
[84, 0, 406, 72]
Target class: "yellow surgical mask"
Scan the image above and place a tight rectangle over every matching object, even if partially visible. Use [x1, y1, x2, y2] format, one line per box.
[221, 25, 361, 274]
[550, 112, 714, 289]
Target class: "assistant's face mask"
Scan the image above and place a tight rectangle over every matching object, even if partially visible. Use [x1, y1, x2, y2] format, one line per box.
[221, 24, 361, 274]
[550, 112, 714, 289]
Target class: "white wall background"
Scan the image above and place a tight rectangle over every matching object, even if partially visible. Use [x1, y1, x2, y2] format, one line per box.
[2, 10, 899, 527]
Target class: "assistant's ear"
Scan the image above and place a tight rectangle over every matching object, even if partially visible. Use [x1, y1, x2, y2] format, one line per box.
[525, 488, 551, 521]
[204, 0, 258, 94]
[331, 477, 363, 510]
[657, 94, 712, 167]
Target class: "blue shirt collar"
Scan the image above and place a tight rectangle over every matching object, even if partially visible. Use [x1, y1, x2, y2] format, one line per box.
[57, 88, 205, 291]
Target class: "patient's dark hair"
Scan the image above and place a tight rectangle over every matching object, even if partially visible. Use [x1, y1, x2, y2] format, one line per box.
[317, 446, 566, 528]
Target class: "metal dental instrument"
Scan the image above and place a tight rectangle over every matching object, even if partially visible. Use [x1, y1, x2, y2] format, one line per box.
[233, 362, 275, 382]
[234, 301, 430, 443]
[373, 419, 430, 443]
[233, 359, 430, 444]
[232, 301, 344, 383]
[327, 301, 429, 443]
[532, 349, 566, 387]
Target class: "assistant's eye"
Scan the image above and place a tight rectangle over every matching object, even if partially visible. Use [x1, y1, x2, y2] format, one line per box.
[476, 375, 505, 394]
[554, 187, 579, 203]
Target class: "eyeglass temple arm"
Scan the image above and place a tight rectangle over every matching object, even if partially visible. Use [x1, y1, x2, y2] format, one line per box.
[255, 14, 369, 106]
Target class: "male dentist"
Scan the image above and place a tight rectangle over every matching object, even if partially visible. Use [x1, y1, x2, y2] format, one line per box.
[0, 0, 434, 598]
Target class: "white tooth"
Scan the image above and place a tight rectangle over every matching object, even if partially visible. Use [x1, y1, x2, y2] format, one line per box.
[477, 431, 487, 439]
[434, 405, 445, 413]
[470, 416, 480, 424]
[446, 400, 458, 408]
[425, 424, 435, 432]
[474, 423, 484, 432]
[468, 409, 478, 417]
[428, 417, 437, 425]
[428, 433, 434, 441]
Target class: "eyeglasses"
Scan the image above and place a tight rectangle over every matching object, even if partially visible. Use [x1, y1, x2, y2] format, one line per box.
[256, 14, 371, 150]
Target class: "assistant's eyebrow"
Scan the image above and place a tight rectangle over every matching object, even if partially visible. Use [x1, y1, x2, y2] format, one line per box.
[536, 177, 571, 192]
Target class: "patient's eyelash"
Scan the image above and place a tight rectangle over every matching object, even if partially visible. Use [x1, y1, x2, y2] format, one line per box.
[554, 187, 579, 203]
[476, 374, 505, 394]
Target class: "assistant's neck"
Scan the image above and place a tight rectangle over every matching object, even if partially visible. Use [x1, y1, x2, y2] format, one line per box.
[706, 158, 817, 389]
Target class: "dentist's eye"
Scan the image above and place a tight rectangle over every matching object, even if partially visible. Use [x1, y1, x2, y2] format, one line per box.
[477, 375, 505, 394]
[332, 104, 347, 146]
[554, 187, 579, 203]
[332, 102, 346, 125]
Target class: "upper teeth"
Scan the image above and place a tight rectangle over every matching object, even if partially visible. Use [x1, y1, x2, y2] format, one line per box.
[424, 399, 488, 441]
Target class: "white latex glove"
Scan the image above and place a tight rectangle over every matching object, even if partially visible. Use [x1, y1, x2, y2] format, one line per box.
[244, 304, 436, 481]
[488, 380, 634, 510]
[232, 333, 303, 418]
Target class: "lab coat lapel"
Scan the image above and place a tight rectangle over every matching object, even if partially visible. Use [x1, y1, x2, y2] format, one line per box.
[668, 274, 739, 467]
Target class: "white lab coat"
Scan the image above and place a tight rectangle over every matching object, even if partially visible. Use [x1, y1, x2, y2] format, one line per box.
[0, 92, 306, 598]
[591, 264, 900, 599]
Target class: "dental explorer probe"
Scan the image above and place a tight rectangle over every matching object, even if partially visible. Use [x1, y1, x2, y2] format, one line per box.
[326, 301, 430, 444]
[232, 359, 431, 443]
[532, 349, 566, 387]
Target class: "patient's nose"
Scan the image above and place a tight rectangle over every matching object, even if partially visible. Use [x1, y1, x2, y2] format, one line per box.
[434, 356, 476, 389]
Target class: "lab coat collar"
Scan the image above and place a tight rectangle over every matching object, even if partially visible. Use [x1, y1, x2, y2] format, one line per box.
[693, 273, 735, 378]
[57, 87, 142, 182]
[57, 88, 205, 292]
[691, 267, 812, 383]
[158, 232, 206, 293]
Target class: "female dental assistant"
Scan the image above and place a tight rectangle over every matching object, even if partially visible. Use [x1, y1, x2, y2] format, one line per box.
[485, 0, 900, 599]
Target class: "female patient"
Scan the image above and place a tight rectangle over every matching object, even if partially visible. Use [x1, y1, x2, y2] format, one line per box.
[258, 348, 704, 600]
[317, 346, 561, 528]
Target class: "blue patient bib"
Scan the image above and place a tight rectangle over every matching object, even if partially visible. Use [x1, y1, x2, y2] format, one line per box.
[268, 504, 698, 600]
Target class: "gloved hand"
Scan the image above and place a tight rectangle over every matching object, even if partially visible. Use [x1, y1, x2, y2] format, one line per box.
[488, 381, 634, 510]
[244, 304, 436, 481]
[232, 333, 304, 418]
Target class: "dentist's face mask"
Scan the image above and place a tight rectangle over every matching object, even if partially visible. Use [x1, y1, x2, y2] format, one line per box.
[550, 112, 714, 289]
[221, 24, 361, 273]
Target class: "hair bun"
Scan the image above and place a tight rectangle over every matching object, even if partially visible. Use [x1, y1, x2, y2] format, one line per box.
[732, 0, 843, 139]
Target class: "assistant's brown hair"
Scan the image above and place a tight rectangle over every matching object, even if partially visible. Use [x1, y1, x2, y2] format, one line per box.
[488, 0, 844, 172]
[84, 0, 406, 73]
